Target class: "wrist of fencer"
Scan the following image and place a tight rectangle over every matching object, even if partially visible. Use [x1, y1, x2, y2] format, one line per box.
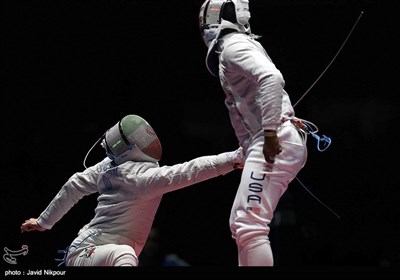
[264, 130, 277, 137]
[231, 150, 244, 169]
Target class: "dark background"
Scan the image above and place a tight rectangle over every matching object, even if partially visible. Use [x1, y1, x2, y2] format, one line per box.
[2, 0, 399, 273]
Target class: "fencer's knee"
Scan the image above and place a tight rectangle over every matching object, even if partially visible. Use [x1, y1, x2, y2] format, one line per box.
[230, 214, 270, 247]
[235, 230, 270, 248]
[113, 245, 138, 266]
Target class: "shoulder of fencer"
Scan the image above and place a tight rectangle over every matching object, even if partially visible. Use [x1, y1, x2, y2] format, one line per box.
[221, 32, 248, 46]
[79, 157, 111, 174]
[94, 160, 159, 177]
[220, 33, 260, 55]
[117, 160, 159, 172]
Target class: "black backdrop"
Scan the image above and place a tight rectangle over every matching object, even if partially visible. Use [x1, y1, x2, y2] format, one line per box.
[3, 0, 399, 276]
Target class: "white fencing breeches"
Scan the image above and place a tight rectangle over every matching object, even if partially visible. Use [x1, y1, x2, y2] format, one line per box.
[65, 227, 138, 266]
[229, 121, 307, 266]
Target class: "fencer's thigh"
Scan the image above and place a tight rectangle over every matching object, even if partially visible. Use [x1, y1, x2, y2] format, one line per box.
[229, 123, 306, 239]
[65, 228, 138, 266]
[229, 144, 282, 232]
[66, 243, 137, 266]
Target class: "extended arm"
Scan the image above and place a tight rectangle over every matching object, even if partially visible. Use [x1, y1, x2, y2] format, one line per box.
[20, 163, 101, 233]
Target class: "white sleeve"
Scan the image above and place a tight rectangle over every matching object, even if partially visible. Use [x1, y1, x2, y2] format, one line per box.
[132, 152, 237, 200]
[224, 39, 284, 130]
[37, 165, 100, 230]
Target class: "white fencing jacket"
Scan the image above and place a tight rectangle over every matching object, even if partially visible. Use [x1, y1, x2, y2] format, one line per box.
[215, 27, 295, 148]
[37, 152, 236, 256]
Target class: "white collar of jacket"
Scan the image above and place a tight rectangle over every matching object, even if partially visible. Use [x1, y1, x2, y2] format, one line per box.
[205, 20, 257, 77]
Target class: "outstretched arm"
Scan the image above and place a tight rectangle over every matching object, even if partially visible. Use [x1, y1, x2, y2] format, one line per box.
[22, 163, 101, 231]
[21, 218, 46, 233]
[137, 147, 244, 199]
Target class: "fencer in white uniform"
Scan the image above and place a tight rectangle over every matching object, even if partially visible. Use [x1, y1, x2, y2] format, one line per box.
[21, 114, 243, 266]
[199, 0, 308, 266]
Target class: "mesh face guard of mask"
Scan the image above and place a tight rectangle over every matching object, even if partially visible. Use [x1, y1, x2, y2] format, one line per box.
[199, 0, 251, 47]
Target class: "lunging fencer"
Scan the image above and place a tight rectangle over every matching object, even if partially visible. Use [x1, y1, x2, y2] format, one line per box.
[21, 114, 243, 266]
[199, 0, 308, 266]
